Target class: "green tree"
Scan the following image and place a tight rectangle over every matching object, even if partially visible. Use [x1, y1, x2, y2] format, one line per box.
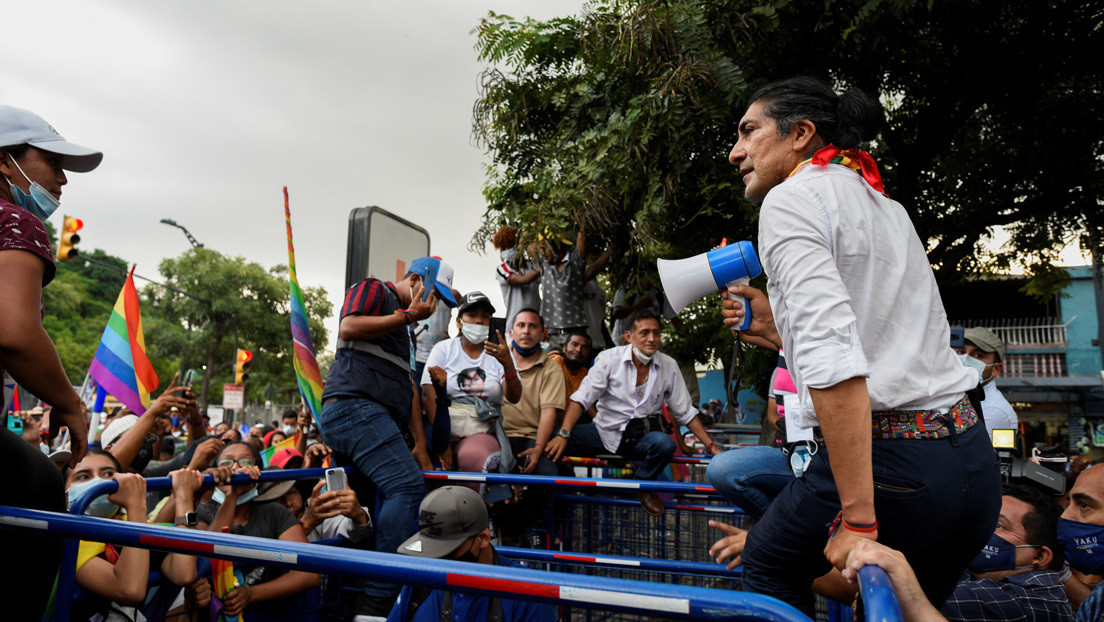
[471, 0, 1101, 385]
[145, 248, 331, 413]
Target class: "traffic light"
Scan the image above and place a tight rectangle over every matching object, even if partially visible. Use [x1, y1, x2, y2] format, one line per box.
[57, 215, 83, 262]
[234, 349, 253, 384]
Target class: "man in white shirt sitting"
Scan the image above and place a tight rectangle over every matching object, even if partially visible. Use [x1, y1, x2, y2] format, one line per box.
[545, 310, 722, 515]
[959, 327, 1018, 440]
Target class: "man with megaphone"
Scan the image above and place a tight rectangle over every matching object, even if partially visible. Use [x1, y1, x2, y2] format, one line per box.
[705, 77, 1001, 617]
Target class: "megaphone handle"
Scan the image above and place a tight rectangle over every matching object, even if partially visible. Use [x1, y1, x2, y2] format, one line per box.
[727, 277, 752, 332]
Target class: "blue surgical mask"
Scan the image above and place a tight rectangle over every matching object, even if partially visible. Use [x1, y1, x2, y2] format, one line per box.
[1059, 517, 1104, 574]
[500, 249, 517, 263]
[67, 477, 120, 518]
[6, 156, 60, 221]
[959, 353, 988, 384]
[512, 341, 542, 357]
[968, 533, 1038, 574]
[212, 486, 258, 506]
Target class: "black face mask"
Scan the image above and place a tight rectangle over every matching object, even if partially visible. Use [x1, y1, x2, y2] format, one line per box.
[454, 539, 479, 564]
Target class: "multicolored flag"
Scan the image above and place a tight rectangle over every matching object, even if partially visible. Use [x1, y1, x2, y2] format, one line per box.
[88, 266, 159, 415]
[261, 433, 299, 468]
[211, 547, 244, 622]
[283, 187, 325, 426]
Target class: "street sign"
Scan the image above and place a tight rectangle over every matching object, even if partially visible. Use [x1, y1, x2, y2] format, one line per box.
[345, 206, 431, 291]
[223, 384, 244, 410]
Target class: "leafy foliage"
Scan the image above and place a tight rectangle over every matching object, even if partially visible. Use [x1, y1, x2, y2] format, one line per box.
[471, 0, 1102, 383]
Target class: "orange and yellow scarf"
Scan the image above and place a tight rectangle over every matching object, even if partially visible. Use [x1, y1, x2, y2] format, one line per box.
[787, 144, 886, 195]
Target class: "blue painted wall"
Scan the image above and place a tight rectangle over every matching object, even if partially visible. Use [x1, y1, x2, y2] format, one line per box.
[697, 369, 764, 425]
[1062, 266, 1102, 377]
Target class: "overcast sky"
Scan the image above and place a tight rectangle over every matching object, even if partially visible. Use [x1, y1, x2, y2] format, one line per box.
[4, 0, 584, 347]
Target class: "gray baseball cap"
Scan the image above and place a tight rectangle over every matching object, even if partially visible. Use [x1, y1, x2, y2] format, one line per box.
[964, 327, 1005, 362]
[0, 106, 102, 172]
[397, 486, 488, 558]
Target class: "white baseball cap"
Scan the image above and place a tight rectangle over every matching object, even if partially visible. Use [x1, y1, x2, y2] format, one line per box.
[0, 106, 102, 173]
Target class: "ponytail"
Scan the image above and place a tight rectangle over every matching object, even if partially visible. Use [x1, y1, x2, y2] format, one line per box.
[751, 77, 883, 149]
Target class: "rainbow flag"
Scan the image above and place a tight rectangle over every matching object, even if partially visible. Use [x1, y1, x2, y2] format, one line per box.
[88, 266, 159, 415]
[284, 187, 324, 426]
[261, 433, 299, 467]
[211, 555, 244, 622]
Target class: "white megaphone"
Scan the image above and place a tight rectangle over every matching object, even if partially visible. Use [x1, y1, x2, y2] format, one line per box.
[657, 240, 763, 330]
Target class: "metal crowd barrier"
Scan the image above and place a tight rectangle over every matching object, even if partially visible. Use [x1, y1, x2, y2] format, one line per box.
[0, 505, 816, 622]
[7, 466, 904, 621]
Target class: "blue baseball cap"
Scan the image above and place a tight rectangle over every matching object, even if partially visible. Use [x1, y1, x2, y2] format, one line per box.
[409, 256, 457, 307]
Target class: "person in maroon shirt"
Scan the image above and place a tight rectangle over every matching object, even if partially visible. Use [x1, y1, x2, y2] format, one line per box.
[0, 105, 102, 619]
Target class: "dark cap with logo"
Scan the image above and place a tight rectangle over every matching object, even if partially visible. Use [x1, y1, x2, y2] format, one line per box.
[397, 486, 488, 558]
[456, 291, 496, 316]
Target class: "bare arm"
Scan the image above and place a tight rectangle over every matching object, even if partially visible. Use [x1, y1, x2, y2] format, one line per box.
[339, 283, 437, 341]
[0, 250, 87, 465]
[685, 416, 722, 455]
[76, 475, 150, 603]
[584, 245, 613, 281]
[409, 381, 430, 469]
[814, 377, 877, 568]
[507, 269, 541, 286]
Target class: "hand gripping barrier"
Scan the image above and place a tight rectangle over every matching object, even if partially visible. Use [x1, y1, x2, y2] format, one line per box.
[53, 467, 348, 621]
[857, 565, 904, 621]
[0, 505, 815, 622]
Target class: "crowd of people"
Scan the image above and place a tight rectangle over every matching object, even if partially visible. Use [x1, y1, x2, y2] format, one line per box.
[4, 76, 1104, 622]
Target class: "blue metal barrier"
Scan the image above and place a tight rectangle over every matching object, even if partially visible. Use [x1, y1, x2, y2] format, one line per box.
[498, 545, 742, 577]
[552, 493, 745, 515]
[0, 505, 813, 622]
[857, 566, 903, 621]
[423, 470, 721, 496]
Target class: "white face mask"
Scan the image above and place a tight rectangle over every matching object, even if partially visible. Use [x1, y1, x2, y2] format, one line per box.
[461, 323, 489, 345]
[959, 353, 990, 384]
[212, 486, 258, 506]
[632, 346, 654, 365]
[282, 424, 297, 435]
[500, 248, 517, 262]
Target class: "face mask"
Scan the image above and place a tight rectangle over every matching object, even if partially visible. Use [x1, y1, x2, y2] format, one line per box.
[454, 540, 480, 564]
[461, 323, 489, 345]
[512, 341, 542, 357]
[283, 424, 297, 435]
[67, 478, 120, 518]
[968, 533, 1039, 573]
[632, 346, 654, 365]
[1059, 517, 1104, 574]
[212, 486, 259, 506]
[539, 341, 550, 352]
[500, 249, 517, 263]
[959, 353, 988, 384]
[6, 156, 60, 221]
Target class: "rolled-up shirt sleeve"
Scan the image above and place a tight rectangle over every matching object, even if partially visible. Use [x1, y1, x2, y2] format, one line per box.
[664, 361, 699, 425]
[570, 353, 610, 410]
[760, 183, 870, 390]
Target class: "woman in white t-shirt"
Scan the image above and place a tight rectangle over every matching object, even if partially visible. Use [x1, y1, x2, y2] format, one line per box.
[420, 292, 520, 484]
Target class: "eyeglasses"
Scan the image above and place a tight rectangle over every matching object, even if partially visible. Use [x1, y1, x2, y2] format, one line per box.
[215, 458, 256, 468]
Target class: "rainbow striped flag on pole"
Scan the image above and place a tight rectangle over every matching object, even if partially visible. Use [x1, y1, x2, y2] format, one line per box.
[261, 433, 299, 467]
[284, 187, 324, 425]
[88, 266, 159, 415]
[211, 549, 244, 621]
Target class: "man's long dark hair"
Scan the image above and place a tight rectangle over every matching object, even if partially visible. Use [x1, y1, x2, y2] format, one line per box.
[751, 77, 883, 149]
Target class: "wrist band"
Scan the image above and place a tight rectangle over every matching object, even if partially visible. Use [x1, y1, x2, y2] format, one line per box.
[705, 441, 716, 451]
[394, 309, 415, 325]
[504, 370, 518, 380]
[829, 510, 878, 536]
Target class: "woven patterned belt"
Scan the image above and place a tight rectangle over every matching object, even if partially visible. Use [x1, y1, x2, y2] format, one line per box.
[814, 398, 977, 442]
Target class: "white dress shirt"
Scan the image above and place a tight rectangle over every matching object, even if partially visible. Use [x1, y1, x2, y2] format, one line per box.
[759, 163, 977, 430]
[570, 345, 697, 452]
[980, 380, 1018, 439]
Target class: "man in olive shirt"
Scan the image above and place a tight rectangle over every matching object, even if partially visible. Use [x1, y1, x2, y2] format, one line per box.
[500, 308, 565, 541]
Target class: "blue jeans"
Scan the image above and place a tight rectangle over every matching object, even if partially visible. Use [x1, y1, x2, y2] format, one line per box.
[741, 422, 1001, 617]
[566, 423, 675, 480]
[319, 398, 425, 600]
[706, 445, 793, 521]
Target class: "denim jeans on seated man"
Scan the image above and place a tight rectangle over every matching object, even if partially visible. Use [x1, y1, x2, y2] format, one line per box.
[706, 445, 793, 521]
[740, 423, 1001, 618]
[319, 398, 425, 601]
[565, 423, 676, 480]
